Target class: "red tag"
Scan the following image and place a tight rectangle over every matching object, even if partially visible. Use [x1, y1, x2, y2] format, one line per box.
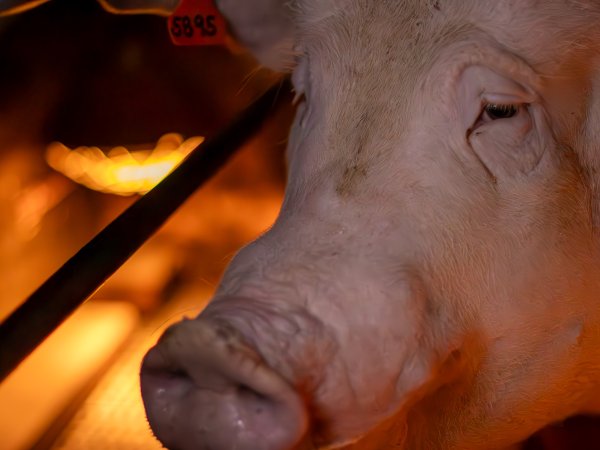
[168, 0, 227, 46]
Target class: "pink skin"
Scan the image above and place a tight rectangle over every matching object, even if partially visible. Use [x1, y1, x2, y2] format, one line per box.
[141, 313, 309, 450]
[138, 1, 600, 449]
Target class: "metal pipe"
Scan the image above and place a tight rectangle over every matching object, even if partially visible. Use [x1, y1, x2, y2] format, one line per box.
[0, 81, 289, 383]
[0, 0, 51, 16]
[0, 0, 178, 17]
[97, 0, 178, 16]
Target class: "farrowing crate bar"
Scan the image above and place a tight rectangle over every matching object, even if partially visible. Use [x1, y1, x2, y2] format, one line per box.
[0, 82, 289, 383]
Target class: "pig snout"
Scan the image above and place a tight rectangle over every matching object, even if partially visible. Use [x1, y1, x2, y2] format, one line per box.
[141, 270, 453, 449]
[140, 315, 309, 450]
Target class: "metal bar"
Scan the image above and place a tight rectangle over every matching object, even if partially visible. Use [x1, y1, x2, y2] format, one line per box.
[0, 0, 51, 17]
[0, 81, 289, 383]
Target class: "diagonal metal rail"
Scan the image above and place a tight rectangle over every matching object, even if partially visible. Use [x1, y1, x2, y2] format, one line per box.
[0, 81, 289, 383]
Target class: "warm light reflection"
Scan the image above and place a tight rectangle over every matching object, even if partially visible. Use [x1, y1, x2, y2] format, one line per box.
[0, 301, 139, 450]
[14, 175, 74, 240]
[46, 133, 204, 196]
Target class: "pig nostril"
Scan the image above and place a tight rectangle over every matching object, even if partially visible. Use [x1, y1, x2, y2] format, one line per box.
[161, 367, 188, 380]
[238, 383, 264, 400]
[236, 384, 276, 416]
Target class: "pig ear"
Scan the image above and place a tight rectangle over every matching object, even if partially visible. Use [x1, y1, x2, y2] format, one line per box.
[215, 0, 295, 69]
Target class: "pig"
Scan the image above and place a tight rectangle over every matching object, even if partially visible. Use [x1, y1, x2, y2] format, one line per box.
[106, 0, 600, 449]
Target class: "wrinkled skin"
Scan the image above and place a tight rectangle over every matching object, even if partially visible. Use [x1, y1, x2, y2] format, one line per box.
[91, 0, 600, 449]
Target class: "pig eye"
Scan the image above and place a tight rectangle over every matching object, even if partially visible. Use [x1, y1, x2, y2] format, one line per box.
[483, 103, 519, 120]
[470, 100, 531, 137]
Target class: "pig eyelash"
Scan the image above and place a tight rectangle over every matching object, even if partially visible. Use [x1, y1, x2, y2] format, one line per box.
[470, 102, 530, 134]
[483, 103, 520, 120]
[292, 90, 306, 106]
[295, 94, 309, 128]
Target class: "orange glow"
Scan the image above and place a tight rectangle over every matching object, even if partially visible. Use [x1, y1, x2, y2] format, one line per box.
[0, 301, 139, 450]
[46, 133, 204, 196]
[14, 175, 74, 241]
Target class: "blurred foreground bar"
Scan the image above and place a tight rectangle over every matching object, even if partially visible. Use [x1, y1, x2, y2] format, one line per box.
[0, 81, 289, 382]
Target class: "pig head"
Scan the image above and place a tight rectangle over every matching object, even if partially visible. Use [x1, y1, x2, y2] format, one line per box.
[138, 1, 600, 449]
